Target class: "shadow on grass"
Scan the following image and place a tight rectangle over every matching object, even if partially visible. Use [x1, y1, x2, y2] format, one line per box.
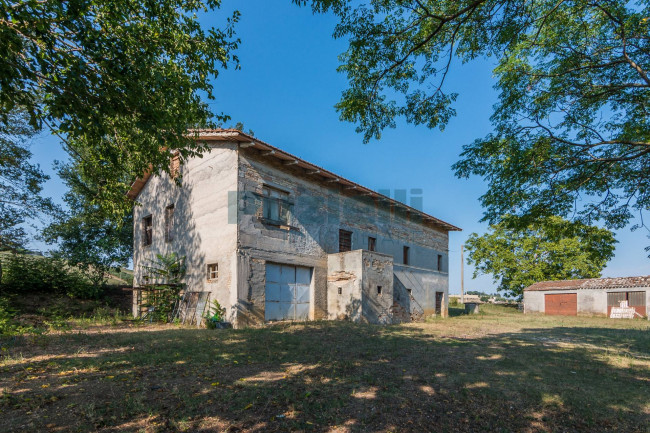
[1, 321, 648, 432]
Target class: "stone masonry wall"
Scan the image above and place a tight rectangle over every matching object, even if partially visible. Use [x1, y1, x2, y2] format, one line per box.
[236, 147, 450, 325]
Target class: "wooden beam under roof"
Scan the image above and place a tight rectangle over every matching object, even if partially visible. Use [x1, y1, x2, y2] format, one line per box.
[128, 129, 462, 232]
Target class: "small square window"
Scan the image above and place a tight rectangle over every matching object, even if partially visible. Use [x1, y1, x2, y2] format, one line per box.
[377, 286, 383, 295]
[407, 288, 412, 296]
[338, 287, 342, 295]
[207, 263, 218, 282]
[368, 237, 376, 252]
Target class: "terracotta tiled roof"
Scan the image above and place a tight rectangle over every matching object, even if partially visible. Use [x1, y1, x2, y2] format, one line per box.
[524, 275, 650, 291]
[127, 129, 461, 232]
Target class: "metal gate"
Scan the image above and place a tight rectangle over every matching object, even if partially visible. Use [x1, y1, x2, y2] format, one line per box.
[265, 263, 311, 321]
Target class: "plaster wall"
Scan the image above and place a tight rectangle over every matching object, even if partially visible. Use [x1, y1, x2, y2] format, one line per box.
[235, 148, 451, 325]
[393, 264, 449, 317]
[133, 143, 454, 326]
[132, 143, 239, 320]
[327, 250, 395, 324]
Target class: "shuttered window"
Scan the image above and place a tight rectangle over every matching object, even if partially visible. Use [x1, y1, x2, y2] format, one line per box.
[608, 291, 646, 306]
[339, 229, 352, 252]
[170, 154, 180, 178]
[164, 204, 175, 242]
[628, 291, 645, 306]
[607, 292, 627, 306]
[142, 215, 153, 247]
[262, 186, 290, 224]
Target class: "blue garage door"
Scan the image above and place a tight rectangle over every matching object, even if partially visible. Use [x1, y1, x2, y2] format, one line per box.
[265, 263, 311, 321]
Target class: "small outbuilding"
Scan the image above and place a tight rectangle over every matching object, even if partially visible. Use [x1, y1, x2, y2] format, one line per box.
[523, 276, 649, 318]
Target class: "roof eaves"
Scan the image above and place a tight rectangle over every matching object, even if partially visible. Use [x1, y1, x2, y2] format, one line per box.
[127, 129, 462, 232]
[206, 131, 461, 232]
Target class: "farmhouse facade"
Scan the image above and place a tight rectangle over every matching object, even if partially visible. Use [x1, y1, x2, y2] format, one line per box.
[523, 276, 650, 318]
[129, 129, 460, 327]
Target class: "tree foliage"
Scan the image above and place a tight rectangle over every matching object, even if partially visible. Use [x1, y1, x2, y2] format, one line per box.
[0, 109, 55, 250]
[0, 253, 94, 298]
[42, 160, 132, 289]
[465, 216, 617, 298]
[1, 0, 239, 214]
[302, 0, 650, 231]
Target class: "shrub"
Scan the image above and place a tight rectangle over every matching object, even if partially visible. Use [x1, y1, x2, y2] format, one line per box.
[140, 253, 186, 322]
[205, 299, 226, 329]
[0, 297, 28, 336]
[0, 254, 100, 298]
[449, 298, 462, 307]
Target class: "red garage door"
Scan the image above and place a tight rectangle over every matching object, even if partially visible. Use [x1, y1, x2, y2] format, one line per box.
[545, 293, 577, 316]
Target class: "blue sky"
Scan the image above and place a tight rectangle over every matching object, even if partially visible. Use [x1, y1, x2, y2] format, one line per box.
[27, 0, 649, 294]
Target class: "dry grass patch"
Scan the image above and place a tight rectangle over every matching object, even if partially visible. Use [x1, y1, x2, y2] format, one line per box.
[0, 305, 648, 432]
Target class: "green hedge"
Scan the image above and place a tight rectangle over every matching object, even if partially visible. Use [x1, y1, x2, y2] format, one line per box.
[0, 254, 101, 299]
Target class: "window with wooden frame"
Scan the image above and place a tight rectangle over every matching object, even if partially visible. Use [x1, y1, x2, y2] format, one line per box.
[607, 291, 645, 307]
[142, 215, 153, 247]
[170, 153, 180, 178]
[339, 229, 352, 252]
[207, 263, 218, 282]
[368, 236, 377, 252]
[403, 246, 410, 265]
[437, 254, 443, 272]
[164, 204, 175, 242]
[261, 185, 290, 224]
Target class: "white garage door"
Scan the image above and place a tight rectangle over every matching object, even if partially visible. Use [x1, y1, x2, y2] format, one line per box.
[265, 263, 311, 321]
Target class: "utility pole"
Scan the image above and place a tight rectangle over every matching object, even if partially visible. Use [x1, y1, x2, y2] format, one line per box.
[460, 244, 464, 304]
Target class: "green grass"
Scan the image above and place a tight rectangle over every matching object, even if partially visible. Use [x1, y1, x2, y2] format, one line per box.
[0, 305, 648, 432]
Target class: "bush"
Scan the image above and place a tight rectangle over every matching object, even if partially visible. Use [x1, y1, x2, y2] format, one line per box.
[139, 253, 186, 322]
[0, 254, 100, 299]
[205, 299, 226, 329]
[449, 298, 462, 307]
[0, 297, 30, 336]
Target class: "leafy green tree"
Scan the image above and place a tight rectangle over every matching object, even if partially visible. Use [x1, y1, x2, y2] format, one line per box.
[465, 216, 617, 298]
[302, 0, 650, 231]
[0, 109, 56, 250]
[1, 0, 239, 214]
[42, 161, 132, 290]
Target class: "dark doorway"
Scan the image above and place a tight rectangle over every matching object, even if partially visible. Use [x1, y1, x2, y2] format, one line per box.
[435, 292, 444, 315]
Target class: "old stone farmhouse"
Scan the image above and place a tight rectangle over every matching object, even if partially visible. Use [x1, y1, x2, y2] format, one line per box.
[128, 129, 461, 327]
